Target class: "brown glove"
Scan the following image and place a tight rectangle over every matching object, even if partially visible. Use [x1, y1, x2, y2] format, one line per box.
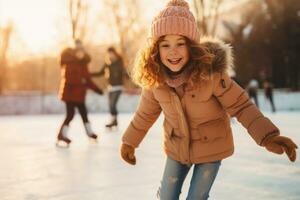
[120, 143, 136, 165]
[263, 135, 298, 162]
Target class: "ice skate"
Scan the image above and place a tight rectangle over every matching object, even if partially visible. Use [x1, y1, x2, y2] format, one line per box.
[105, 115, 118, 130]
[105, 119, 117, 128]
[56, 125, 71, 148]
[84, 122, 98, 142]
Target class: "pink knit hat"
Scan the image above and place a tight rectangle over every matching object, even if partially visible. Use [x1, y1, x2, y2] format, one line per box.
[151, 0, 200, 42]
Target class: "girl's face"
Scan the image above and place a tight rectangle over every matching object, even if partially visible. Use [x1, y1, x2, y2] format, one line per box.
[158, 34, 189, 72]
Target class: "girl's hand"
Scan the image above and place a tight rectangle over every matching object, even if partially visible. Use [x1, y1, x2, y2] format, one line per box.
[264, 135, 298, 162]
[120, 143, 136, 165]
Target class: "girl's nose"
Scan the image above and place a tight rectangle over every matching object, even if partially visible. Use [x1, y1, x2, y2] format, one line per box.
[169, 47, 178, 55]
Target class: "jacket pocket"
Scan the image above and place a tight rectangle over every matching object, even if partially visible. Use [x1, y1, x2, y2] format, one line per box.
[192, 116, 229, 143]
[163, 120, 182, 138]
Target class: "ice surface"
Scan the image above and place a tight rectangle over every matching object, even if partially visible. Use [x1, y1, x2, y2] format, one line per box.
[0, 112, 299, 200]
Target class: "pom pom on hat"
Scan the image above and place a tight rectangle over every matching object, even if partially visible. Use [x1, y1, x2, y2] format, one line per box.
[167, 0, 189, 9]
[151, 0, 200, 42]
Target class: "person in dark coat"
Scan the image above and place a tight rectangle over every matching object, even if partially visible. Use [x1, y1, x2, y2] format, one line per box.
[263, 79, 276, 112]
[57, 39, 103, 146]
[246, 78, 259, 107]
[91, 46, 126, 128]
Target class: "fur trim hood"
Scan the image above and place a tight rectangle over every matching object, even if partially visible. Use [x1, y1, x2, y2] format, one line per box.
[200, 37, 234, 74]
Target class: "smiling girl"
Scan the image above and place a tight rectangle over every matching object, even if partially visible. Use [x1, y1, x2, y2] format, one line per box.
[120, 0, 298, 199]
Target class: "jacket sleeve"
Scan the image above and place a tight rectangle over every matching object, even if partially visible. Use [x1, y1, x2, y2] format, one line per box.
[90, 64, 106, 77]
[213, 72, 279, 146]
[82, 65, 101, 92]
[122, 89, 162, 148]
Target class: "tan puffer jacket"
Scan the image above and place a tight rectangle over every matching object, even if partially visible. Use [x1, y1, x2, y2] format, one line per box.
[122, 38, 279, 164]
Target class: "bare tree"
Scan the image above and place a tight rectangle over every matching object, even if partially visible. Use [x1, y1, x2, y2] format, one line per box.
[68, 0, 89, 42]
[192, 0, 224, 36]
[0, 22, 13, 95]
[102, 0, 146, 62]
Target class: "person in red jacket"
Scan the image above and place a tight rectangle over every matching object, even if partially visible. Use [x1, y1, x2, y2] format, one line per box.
[57, 39, 103, 146]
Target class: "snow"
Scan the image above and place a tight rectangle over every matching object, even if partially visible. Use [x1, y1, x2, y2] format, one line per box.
[0, 112, 299, 200]
[0, 89, 300, 115]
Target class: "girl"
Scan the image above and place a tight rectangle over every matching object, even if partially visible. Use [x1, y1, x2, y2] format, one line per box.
[91, 47, 125, 129]
[120, 0, 298, 199]
[57, 39, 103, 146]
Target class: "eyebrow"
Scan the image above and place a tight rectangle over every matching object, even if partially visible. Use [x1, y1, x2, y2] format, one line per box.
[161, 37, 186, 42]
[177, 37, 185, 40]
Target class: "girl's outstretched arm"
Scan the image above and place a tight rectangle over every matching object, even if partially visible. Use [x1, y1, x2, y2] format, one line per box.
[213, 72, 297, 162]
[121, 89, 162, 165]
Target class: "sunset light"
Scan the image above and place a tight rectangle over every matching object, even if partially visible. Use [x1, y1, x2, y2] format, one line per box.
[0, 0, 69, 56]
[0, 0, 166, 60]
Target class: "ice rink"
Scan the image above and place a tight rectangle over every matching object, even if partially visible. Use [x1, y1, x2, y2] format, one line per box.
[0, 112, 299, 200]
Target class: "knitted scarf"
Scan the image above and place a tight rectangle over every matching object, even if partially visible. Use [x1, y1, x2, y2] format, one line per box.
[163, 63, 193, 98]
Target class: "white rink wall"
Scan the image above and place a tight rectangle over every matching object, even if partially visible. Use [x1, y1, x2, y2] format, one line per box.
[0, 90, 300, 115]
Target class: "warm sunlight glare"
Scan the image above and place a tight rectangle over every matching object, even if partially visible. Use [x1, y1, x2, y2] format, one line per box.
[0, 0, 65, 56]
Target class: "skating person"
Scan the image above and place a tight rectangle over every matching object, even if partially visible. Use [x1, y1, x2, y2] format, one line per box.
[57, 39, 103, 146]
[91, 46, 126, 129]
[263, 78, 276, 112]
[246, 78, 259, 107]
[120, 1, 298, 199]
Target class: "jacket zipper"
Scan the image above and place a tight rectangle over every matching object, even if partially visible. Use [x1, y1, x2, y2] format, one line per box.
[171, 91, 191, 164]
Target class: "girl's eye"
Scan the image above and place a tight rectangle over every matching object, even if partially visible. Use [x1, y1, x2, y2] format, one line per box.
[177, 43, 186, 46]
[160, 44, 169, 48]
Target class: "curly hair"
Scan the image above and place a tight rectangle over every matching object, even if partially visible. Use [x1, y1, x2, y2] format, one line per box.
[131, 36, 214, 89]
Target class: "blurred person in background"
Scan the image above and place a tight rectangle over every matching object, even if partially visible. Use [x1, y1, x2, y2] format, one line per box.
[57, 39, 103, 147]
[246, 78, 259, 107]
[91, 46, 126, 129]
[263, 78, 276, 112]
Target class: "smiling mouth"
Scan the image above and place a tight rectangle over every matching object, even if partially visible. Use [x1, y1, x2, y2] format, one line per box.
[167, 58, 182, 65]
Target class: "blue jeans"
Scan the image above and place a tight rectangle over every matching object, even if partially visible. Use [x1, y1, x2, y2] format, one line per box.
[157, 157, 221, 200]
[108, 90, 122, 116]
